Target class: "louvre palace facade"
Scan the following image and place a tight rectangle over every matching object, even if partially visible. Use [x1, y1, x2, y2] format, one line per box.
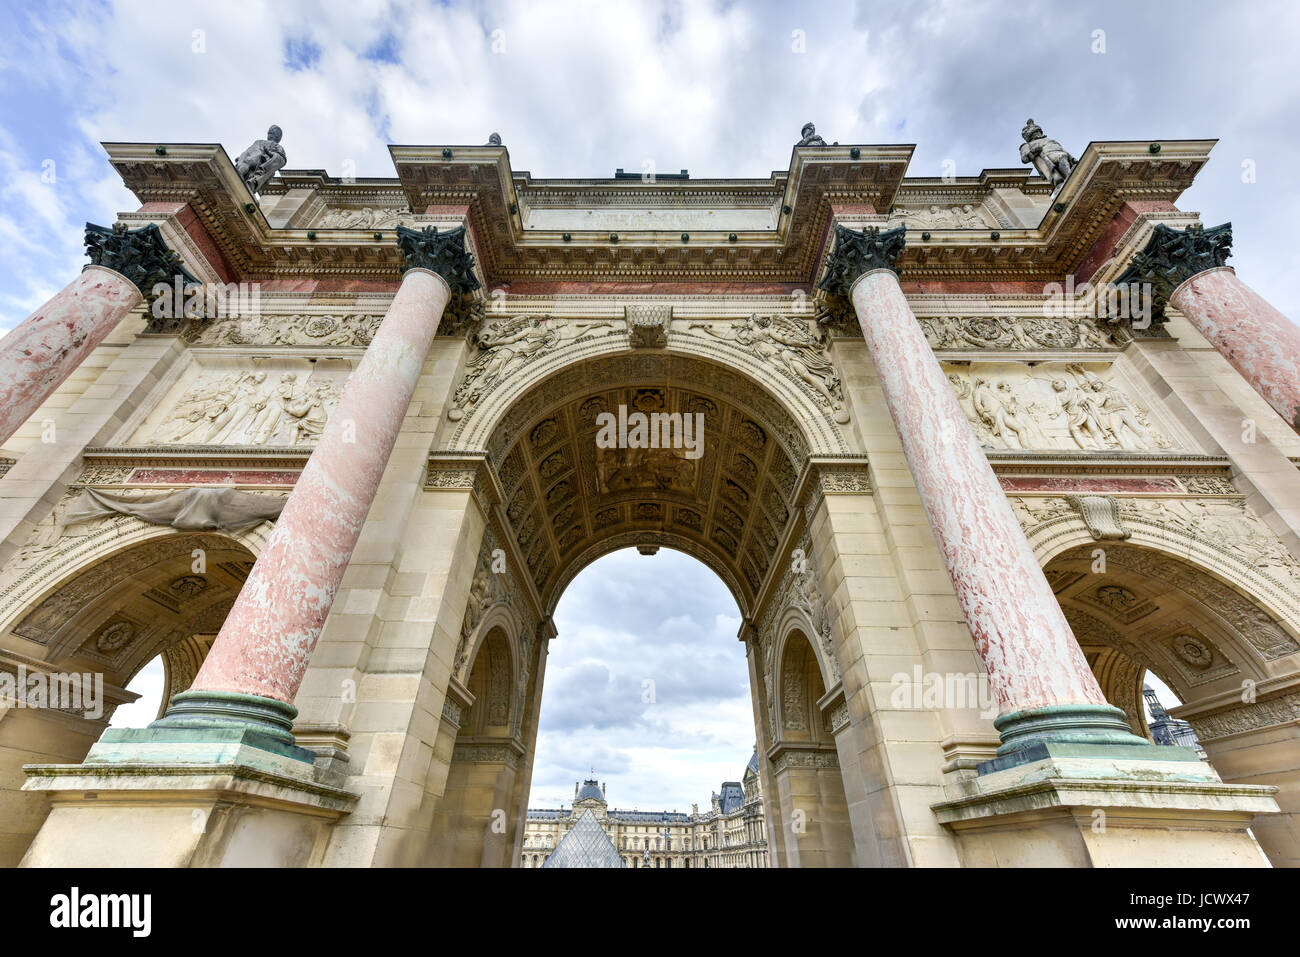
[1, 119, 1299, 868]
[524, 759, 768, 868]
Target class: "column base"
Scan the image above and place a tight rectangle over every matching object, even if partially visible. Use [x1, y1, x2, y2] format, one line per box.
[138, 689, 316, 763]
[932, 752, 1279, 867]
[993, 703, 1150, 757]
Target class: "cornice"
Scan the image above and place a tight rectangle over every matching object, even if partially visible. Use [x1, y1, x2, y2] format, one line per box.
[80, 445, 312, 470]
[104, 137, 1214, 289]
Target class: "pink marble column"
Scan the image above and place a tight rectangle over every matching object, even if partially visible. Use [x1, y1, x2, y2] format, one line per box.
[189, 268, 451, 703]
[0, 266, 142, 445]
[850, 269, 1114, 723]
[1169, 266, 1300, 431]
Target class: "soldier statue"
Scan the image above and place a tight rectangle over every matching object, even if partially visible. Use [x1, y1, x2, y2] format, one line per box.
[235, 124, 287, 195]
[1019, 118, 1076, 191]
[796, 122, 827, 147]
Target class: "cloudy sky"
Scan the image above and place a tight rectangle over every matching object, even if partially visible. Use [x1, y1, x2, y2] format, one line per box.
[17, 0, 1296, 805]
[533, 548, 751, 810]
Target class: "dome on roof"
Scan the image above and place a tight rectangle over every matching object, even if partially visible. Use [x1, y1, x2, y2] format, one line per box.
[745, 748, 760, 776]
[576, 779, 606, 803]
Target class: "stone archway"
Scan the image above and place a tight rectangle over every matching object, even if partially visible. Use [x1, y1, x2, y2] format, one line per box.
[433, 349, 860, 867]
[1042, 540, 1300, 867]
[765, 627, 855, 868]
[0, 531, 256, 867]
[427, 624, 523, 867]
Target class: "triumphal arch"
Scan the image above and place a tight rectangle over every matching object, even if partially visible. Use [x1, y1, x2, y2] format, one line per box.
[2, 121, 1299, 868]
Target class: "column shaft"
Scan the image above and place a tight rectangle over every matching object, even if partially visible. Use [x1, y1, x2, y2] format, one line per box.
[188, 268, 450, 704]
[0, 266, 141, 445]
[1170, 266, 1300, 430]
[849, 269, 1141, 751]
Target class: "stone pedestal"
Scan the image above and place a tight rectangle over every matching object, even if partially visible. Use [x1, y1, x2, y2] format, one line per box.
[20, 735, 355, 867]
[0, 266, 141, 445]
[932, 747, 1279, 867]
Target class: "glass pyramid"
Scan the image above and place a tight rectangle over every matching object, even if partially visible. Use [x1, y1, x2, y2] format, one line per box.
[540, 809, 625, 868]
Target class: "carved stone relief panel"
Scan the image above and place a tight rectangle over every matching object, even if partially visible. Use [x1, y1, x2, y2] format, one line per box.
[885, 203, 995, 230]
[685, 315, 849, 423]
[1190, 690, 1300, 740]
[312, 206, 414, 229]
[131, 358, 352, 447]
[944, 361, 1175, 452]
[449, 315, 624, 420]
[188, 313, 384, 347]
[920, 315, 1115, 351]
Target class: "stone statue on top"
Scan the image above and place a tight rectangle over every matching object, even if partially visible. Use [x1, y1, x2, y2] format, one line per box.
[796, 122, 827, 147]
[235, 124, 287, 195]
[1019, 118, 1076, 191]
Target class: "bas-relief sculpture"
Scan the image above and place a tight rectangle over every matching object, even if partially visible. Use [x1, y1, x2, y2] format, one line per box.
[689, 315, 849, 423]
[944, 361, 1172, 452]
[235, 124, 287, 195]
[314, 207, 414, 229]
[919, 315, 1114, 351]
[887, 205, 991, 229]
[449, 316, 621, 419]
[149, 369, 345, 446]
[190, 313, 384, 347]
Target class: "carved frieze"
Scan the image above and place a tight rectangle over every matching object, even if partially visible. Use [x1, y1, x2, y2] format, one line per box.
[1189, 690, 1300, 740]
[449, 316, 619, 420]
[187, 313, 384, 347]
[920, 315, 1114, 351]
[886, 203, 992, 229]
[314, 206, 414, 229]
[770, 746, 840, 774]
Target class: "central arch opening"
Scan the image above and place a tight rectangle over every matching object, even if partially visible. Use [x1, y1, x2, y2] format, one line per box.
[525, 546, 760, 868]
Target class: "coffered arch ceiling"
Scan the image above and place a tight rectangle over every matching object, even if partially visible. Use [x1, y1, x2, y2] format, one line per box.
[1045, 542, 1300, 714]
[485, 353, 816, 616]
[10, 533, 254, 688]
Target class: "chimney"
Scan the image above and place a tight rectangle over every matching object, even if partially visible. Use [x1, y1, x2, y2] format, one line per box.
[574, 782, 578, 799]
[602, 782, 606, 797]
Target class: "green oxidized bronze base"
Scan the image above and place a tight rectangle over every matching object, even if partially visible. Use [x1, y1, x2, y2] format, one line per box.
[92, 689, 316, 764]
[991, 703, 1149, 758]
[981, 703, 1206, 775]
[150, 689, 299, 744]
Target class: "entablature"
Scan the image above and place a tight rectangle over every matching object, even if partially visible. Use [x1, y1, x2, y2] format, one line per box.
[103, 137, 1215, 289]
